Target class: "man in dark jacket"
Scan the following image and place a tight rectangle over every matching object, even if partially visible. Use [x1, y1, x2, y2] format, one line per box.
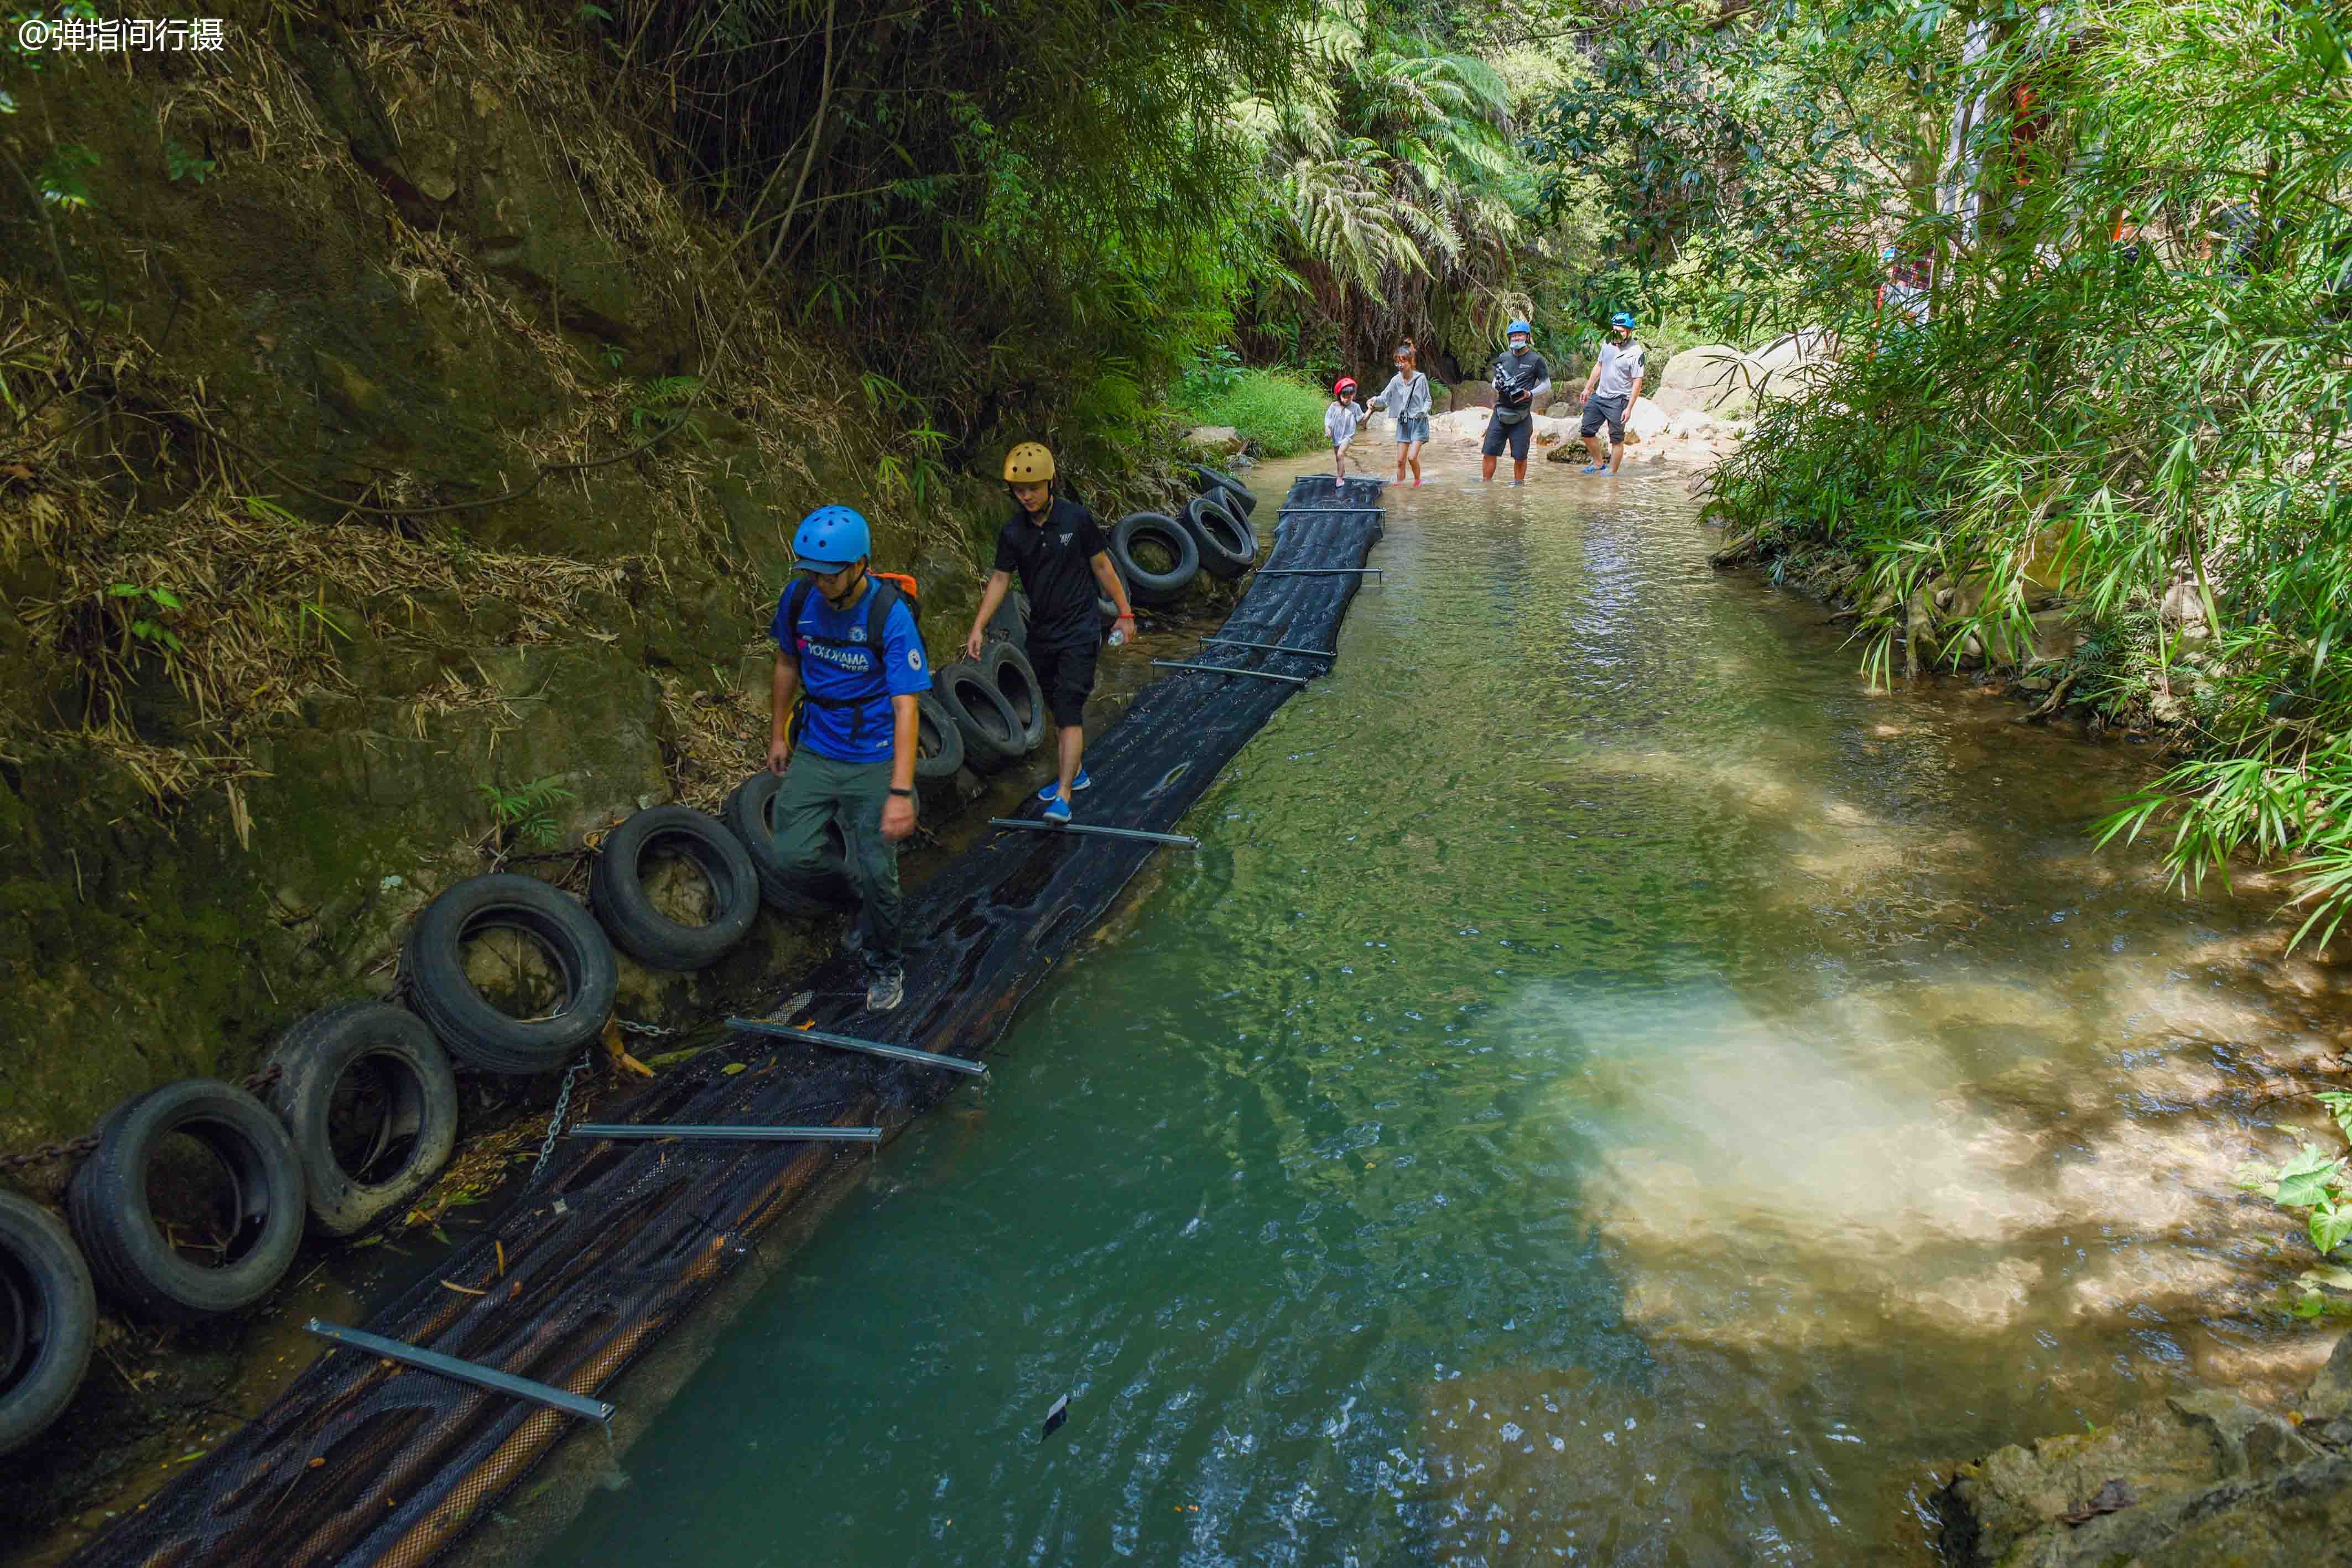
[1479, 319, 1553, 486]
[963, 443, 1136, 822]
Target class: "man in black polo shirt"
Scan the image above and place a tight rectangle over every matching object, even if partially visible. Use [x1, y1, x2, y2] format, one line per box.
[963, 442, 1136, 822]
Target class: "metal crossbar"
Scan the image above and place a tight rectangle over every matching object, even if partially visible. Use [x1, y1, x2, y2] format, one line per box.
[1198, 636, 1334, 659]
[1149, 659, 1310, 685]
[304, 1320, 616, 1424]
[989, 817, 1200, 848]
[566, 1123, 882, 1144]
[725, 1017, 987, 1076]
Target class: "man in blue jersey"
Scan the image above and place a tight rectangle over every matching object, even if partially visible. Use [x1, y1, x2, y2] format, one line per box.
[767, 505, 931, 1010]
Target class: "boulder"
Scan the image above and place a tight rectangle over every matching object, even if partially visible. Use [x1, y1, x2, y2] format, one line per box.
[1543, 402, 1574, 419]
[1184, 425, 1245, 457]
[1652, 343, 1754, 418]
[1744, 327, 1837, 403]
[1623, 397, 1668, 444]
[2306, 1331, 2352, 1446]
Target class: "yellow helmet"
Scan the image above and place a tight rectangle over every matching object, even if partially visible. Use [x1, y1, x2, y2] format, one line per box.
[1003, 442, 1056, 483]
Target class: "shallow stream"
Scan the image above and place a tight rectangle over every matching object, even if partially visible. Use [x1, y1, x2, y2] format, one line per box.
[525, 454, 2345, 1566]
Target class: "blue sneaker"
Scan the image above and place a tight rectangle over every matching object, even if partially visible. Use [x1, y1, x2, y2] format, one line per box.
[1042, 794, 1073, 825]
[1036, 769, 1091, 803]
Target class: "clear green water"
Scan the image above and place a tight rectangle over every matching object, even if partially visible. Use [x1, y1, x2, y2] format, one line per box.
[528, 457, 2333, 1566]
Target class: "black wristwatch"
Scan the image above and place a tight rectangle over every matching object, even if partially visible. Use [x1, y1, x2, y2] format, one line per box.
[889, 786, 914, 799]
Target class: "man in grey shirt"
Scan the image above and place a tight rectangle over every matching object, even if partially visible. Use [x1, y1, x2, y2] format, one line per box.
[1578, 312, 1646, 475]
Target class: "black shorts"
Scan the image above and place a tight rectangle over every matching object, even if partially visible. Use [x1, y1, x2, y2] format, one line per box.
[1579, 394, 1628, 443]
[1028, 637, 1099, 728]
[1480, 411, 1533, 460]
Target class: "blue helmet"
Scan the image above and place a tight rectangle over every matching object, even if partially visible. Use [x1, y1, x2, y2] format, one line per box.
[1506, 318, 1533, 340]
[792, 505, 870, 572]
[1609, 311, 1635, 330]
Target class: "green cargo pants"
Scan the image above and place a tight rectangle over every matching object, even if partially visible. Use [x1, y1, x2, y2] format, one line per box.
[771, 748, 903, 972]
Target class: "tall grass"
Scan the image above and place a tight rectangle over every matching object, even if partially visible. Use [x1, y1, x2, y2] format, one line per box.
[1174, 368, 1332, 458]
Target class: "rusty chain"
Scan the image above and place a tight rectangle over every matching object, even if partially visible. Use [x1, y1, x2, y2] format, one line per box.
[0, 1062, 282, 1176]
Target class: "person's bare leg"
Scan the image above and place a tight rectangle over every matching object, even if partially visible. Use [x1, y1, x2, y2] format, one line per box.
[1056, 724, 1084, 800]
[1609, 439, 1626, 474]
[1480, 454, 1497, 481]
[1407, 443, 1423, 483]
[1512, 457, 1529, 484]
[1395, 447, 1408, 483]
[1584, 432, 1606, 467]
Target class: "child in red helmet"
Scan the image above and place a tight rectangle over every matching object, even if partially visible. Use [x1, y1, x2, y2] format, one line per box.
[1325, 377, 1365, 480]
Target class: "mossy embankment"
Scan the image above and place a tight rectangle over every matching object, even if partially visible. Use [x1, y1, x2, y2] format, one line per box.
[0, 1, 1191, 1158]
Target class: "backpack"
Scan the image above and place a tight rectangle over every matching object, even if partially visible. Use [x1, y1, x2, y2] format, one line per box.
[781, 571, 927, 746]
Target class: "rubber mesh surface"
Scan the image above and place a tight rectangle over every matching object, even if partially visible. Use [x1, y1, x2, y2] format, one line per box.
[70, 476, 1383, 1568]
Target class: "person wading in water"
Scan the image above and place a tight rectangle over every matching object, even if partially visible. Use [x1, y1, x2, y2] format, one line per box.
[1479, 319, 1552, 486]
[1367, 340, 1432, 487]
[1576, 312, 1646, 476]
[964, 442, 1136, 824]
[767, 505, 931, 1011]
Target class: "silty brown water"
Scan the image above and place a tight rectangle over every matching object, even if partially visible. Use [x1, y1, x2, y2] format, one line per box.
[521, 452, 2347, 1566]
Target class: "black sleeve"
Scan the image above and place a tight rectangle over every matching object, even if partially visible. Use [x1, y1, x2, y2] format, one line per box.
[1074, 508, 1110, 557]
[991, 523, 1018, 575]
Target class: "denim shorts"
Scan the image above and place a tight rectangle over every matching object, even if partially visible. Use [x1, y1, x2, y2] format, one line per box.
[1395, 415, 1430, 444]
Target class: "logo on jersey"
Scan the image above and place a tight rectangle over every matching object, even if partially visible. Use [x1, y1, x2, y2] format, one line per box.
[907, 648, 923, 671]
[849, 626, 867, 643]
[1059, 532, 1072, 545]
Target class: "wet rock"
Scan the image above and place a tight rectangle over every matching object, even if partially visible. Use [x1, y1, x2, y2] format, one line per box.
[1184, 425, 1244, 456]
[2029, 608, 2083, 666]
[2304, 1332, 2352, 1445]
[1942, 1384, 2337, 1568]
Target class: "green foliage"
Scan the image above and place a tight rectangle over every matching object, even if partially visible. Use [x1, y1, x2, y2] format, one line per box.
[35, 142, 97, 209]
[2236, 1094, 2352, 1316]
[1180, 345, 1245, 403]
[1172, 367, 1329, 457]
[164, 139, 214, 185]
[1551, 0, 2352, 947]
[615, 0, 1312, 461]
[107, 582, 185, 655]
[1231, 1, 1545, 371]
[479, 777, 575, 851]
[629, 374, 702, 436]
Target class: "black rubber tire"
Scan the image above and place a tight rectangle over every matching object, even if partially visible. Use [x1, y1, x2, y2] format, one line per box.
[933, 661, 1026, 772]
[64, 1080, 305, 1323]
[1111, 512, 1201, 607]
[985, 589, 1029, 647]
[1183, 495, 1257, 580]
[261, 1002, 459, 1238]
[981, 639, 1048, 755]
[1188, 463, 1257, 517]
[914, 691, 966, 782]
[0, 1191, 94, 1456]
[400, 874, 618, 1074]
[720, 772, 856, 915]
[589, 805, 761, 971]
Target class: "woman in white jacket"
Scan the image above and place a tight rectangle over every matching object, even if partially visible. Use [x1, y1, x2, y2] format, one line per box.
[1325, 378, 1365, 479]
[1366, 340, 1432, 487]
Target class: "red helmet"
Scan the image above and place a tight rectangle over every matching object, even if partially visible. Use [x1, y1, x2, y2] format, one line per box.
[1335, 377, 1358, 396]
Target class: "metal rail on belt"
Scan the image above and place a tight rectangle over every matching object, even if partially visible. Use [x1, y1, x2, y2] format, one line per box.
[725, 1016, 987, 1077]
[1197, 635, 1334, 659]
[567, 1123, 882, 1143]
[304, 1320, 616, 1425]
[1149, 659, 1310, 685]
[990, 817, 1200, 848]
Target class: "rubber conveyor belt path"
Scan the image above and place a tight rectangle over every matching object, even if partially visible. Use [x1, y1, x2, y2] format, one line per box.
[69, 475, 1385, 1568]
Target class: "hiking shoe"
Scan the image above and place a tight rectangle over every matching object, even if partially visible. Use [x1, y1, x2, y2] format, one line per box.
[866, 966, 906, 1012]
[1037, 769, 1092, 803]
[1043, 794, 1073, 825]
[1579, 463, 1605, 475]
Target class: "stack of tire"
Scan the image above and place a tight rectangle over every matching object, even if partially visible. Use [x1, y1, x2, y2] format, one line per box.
[1101, 466, 1259, 613]
[0, 797, 778, 1457]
